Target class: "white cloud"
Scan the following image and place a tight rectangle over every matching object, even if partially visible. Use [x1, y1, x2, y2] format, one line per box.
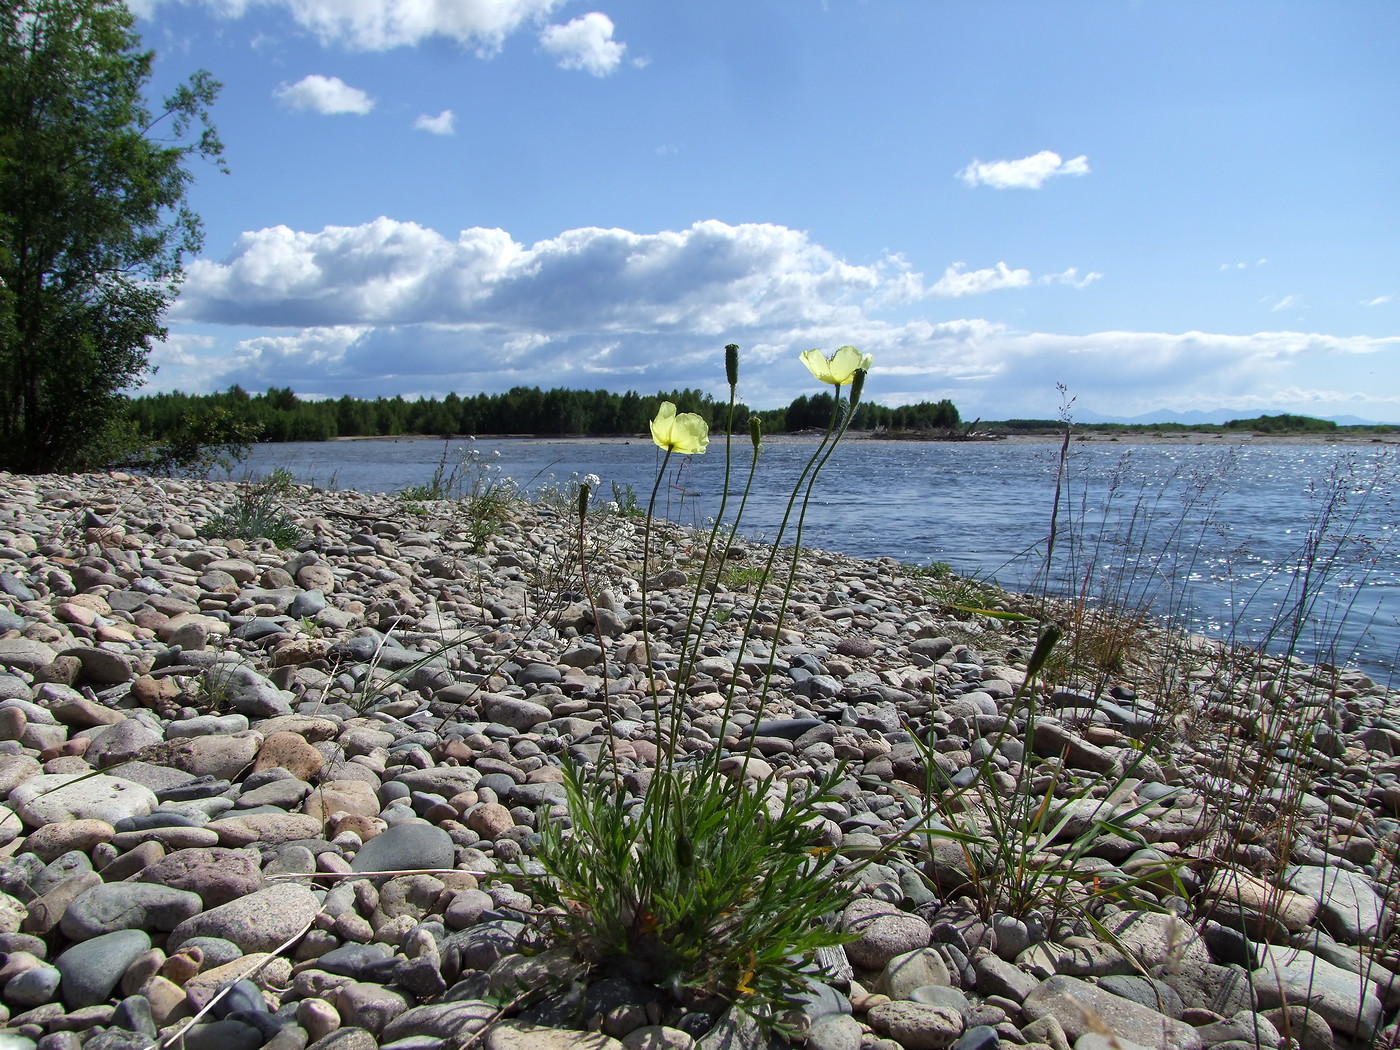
[1271, 294, 1301, 312]
[1363, 294, 1393, 307]
[165, 217, 1400, 421]
[151, 332, 215, 368]
[957, 150, 1090, 190]
[930, 262, 1032, 298]
[539, 12, 626, 76]
[274, 74, 374, 115]
[1038, 267, 1102, 290]
[159, 0, 565, 52]
[414, 109, 456, 135]
[177, 218, 884, 332]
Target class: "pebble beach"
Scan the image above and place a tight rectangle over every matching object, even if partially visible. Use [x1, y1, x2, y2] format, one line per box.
[0, 470, 1397, 1050]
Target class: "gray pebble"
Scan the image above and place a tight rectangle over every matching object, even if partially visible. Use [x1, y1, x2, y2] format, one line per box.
[54, 929, 151, 1009]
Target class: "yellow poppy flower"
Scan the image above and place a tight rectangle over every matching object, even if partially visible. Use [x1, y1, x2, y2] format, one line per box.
[650, 401, 710, 454]
[799, 345, 873, 387]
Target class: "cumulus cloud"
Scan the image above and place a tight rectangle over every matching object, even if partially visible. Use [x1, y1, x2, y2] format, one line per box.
[154, 0, 565, 52]
[539, 13, 626, 76]
[1039, 267, 1102, 290]
[957, 150, 1090, 190]
[414, 109, 456, 135]
[274, 74, 374, 115]
[930, 262, 1032, 298]
[163, 216, 1400, 421]
[176, 219, 891, 343]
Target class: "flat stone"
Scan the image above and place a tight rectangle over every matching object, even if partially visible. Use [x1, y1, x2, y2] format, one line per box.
[485, 1022, 625, 1049]
[111, 826, 222, 851]
[1159, 960, 1255, 1018]
[56, 647, 133, 686]
[181, 1019, 264, 1050]
[254, 732, 324, 781]
[333, 980, 412, 1034]
[1252, 944, 1383, 1039]
[805, 1015, 862, 1050]
[306, 1029, 377, 1050]
[207, 666, 292, 722]
[206, 812, 323, 847]
[23, 819, 115, 863]
[1099, 911, 1210, 970]
[0, 754, 42, 794]
[235, 778, 312, 809]
[39, 688, 127, 728]
[109, 761, 201, 794]
[83, 719, 164, 768]
[1096, 975, 1184, 1018]
[9, 773, 156, 827]
[878, 948, 952, 1000]
[54, 929, 151, 1009]
[302, 780, 381, 822]
[168, 883, 320, 954]
[1076, 1036, 1157, 1050]
[391, 766, 481, 797]
[379, 1001, 499, 1042]
[1021, 975, 1202, 1050]
[1285, 864, 1391, 944]
[842, 901, 932, 971]
[167, 714, 249, 739]
[1203, 869, 1318, 933]
[60, 882, 203, 940]
[972, 952, 1038, 1003]
[254, 713, 337, 738]
[0, 640, 57, 675]
[350, 822, 454, 874]
[867, 1002, 964, 1049]
[478, 695, 553, 731]
[141, 732, 264, 780]
[1192, 1010, 1281, 1049]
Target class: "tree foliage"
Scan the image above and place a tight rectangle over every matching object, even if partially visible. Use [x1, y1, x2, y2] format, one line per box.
[0, 0, 224, 473]
[1223, 413, 1337, 434]
[123, 383, 966, 444]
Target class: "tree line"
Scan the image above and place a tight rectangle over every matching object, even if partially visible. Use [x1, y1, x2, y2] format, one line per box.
[124, 385, 963, 444]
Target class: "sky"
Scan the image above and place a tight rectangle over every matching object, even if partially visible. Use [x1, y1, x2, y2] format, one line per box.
[132, 0, 1400, 423]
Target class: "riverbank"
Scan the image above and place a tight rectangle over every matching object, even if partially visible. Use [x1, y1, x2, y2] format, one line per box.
[0, 471, 1396, 1050]
[333, 430, 1400, 448]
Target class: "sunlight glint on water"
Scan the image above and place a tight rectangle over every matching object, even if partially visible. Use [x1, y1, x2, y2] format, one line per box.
[244, 437, 1400, 681]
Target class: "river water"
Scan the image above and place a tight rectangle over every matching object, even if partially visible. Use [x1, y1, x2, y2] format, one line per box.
[243, 436, 1400, 682]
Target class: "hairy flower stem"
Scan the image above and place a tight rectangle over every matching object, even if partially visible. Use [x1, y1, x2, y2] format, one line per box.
[666, 382, 741, 749]
[640, 447, 675, 777]
[713, 387, 856, 782]
[667, 443, 764, 766]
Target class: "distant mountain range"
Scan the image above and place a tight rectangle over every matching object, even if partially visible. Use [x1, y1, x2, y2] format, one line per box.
[1070, 409, 1397, 427]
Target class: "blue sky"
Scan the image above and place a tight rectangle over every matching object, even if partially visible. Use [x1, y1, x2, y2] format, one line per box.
[135, 0, 1400, 422]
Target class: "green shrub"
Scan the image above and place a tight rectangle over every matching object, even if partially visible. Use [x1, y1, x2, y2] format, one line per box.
[205, 478, 302, 548]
